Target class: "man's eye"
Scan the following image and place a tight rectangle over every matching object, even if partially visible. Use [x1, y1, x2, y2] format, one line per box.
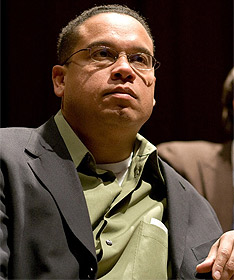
[98, 50, 109, 57]
[131, 54, 148, 65]
[92, 49, 114, 60]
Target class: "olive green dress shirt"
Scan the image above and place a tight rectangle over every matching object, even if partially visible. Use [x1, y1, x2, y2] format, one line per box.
[55, 110, 168, 279]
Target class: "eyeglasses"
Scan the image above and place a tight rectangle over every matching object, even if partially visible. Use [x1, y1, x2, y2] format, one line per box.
[61, 45, 161, 71]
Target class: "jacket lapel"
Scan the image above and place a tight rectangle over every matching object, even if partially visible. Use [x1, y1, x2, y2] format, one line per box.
[25, 118, 97, 262]
[159, 159, 189, 277]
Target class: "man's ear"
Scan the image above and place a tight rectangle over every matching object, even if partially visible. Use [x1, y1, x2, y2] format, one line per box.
[52, 65, 67, 97]
[153, 76, 156, 106]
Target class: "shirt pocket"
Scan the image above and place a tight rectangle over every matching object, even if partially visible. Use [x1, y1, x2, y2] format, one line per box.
[100, 220, 168, 280]
[131, 220, 168, 280]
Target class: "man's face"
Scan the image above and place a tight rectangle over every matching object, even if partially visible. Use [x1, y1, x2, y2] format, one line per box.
[53, 13, 157, 135]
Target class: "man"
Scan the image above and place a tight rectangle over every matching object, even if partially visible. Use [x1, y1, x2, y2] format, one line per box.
[0, 4, 233, 280]
[158, 68, 234, 232]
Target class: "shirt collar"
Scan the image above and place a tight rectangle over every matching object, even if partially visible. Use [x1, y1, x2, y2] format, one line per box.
[135, 134, 165, 184]
[54, 110, 92, 168]
[54, 110, 164, 183]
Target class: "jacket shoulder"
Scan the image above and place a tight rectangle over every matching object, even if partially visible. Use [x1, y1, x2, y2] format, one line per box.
[0, 127, 34, 148]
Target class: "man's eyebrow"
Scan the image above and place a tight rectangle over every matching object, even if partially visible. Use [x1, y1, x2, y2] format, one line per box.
[86, 41, 154, 56]
[86, 41, 113, 49]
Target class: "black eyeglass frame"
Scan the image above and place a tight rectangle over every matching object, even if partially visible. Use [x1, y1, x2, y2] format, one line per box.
[61, 46, 161, 71]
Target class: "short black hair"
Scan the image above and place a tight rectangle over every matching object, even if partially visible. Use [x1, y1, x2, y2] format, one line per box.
[57, 4, 154, 65]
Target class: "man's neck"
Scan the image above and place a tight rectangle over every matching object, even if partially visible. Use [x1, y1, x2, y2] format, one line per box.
[62, 110, 141, 164]
[75, 127, 137, 164]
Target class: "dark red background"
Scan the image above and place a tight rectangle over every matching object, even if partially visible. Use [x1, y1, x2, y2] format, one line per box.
[1, 0, 233, 145]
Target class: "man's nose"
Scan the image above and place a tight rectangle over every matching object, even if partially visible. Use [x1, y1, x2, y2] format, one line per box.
[110, 55, 137, 82]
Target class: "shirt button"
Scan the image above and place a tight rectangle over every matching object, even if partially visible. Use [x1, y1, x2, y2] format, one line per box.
[106, 239, 113, 246]
[87, 266, 94, 278]
[134, 169, 140, 177]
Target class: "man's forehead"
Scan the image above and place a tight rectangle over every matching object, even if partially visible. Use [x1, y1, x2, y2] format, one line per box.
[77, 12, 154, 51]
[78, 12, 149, 36]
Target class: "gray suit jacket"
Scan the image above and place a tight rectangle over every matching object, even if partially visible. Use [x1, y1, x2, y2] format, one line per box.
[0, 118, 223, 279]
[158, 140, 233, 232]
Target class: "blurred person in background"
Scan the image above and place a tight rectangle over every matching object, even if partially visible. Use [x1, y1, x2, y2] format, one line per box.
[158, 67, 234, 232]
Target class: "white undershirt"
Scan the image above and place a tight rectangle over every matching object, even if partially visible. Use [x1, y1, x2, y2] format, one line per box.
[96, 152, 133, 185]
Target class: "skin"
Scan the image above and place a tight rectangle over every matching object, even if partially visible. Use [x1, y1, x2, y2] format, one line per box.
[52, 12, 234, 279]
